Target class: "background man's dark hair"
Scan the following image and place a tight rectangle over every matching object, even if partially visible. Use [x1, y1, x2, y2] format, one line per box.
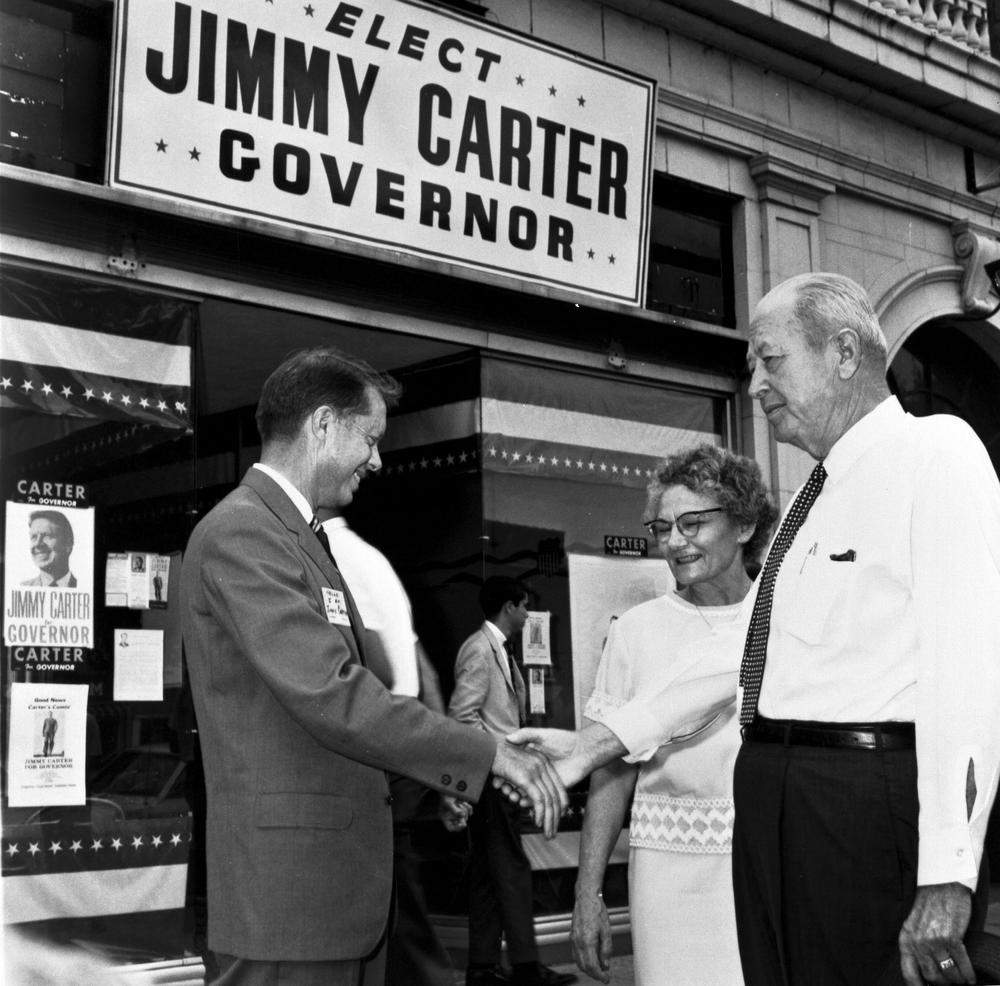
[255, 346, 402, 444]
[28, 510, 74, 549]
[479, 576, 530, 621]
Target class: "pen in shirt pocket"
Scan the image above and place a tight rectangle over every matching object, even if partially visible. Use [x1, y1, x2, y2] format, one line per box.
[799, 541, 818, 574]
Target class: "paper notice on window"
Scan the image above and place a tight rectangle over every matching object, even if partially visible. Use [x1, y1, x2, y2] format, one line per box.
[113, 629, 164, 701]
[149, 554, 170, 609]
[521, 611, 552, 666]
[528, 668, 547, 714]
[105, 552, 159, 608]
[6, 682, 89, 807]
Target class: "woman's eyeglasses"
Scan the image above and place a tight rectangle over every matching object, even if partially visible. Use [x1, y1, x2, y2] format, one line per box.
[643, 508, 725, 540]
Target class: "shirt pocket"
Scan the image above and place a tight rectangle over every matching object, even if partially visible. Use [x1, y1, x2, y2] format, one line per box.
[780, 552, 856, 645]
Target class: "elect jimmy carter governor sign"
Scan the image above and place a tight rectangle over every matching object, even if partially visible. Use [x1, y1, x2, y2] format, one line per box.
[108, 0, 655, 306]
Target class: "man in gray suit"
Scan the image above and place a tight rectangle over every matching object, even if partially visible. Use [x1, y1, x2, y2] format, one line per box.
[449, 577, 577, 986]
[181, 348, 566, 986]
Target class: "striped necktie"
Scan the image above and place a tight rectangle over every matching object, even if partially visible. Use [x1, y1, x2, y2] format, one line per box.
[309, 515, 336, 566]
[739, 462, 827, 726]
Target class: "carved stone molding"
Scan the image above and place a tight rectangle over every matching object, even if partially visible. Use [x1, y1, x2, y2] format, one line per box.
[952, 220, 1000, 317]
[749, 154, 836, 214]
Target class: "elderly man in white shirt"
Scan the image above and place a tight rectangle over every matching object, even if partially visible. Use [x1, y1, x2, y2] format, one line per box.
[507, 272, 1000, 986]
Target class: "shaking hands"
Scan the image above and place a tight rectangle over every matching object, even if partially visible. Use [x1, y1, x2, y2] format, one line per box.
[489, 723, 630, 838]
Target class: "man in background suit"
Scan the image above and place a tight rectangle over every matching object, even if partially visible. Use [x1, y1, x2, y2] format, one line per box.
[449, 577, 577, 986]
[181, 347, 566, 986]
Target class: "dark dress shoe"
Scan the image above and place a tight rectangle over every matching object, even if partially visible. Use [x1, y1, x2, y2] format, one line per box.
[510, 963, 578, 986]
[466, 966, 510, 986]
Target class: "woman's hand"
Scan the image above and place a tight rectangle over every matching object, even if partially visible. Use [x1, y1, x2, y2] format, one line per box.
[571, 891, 613, 983]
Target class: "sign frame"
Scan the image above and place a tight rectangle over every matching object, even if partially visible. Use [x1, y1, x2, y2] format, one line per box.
[107, 0, 656, 307]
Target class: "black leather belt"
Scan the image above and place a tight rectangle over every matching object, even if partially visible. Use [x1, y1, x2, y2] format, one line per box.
[743, 716, 915, 751]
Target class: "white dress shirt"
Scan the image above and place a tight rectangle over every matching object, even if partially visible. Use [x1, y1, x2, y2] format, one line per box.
[751, 397, 1000, 887]
[604, 398, 1000, 889]
[322, 516, 420, 697]
[253, 463, 312, 524]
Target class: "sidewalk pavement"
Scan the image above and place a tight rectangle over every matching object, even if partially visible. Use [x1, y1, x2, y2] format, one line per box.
[549, 954, 634, 986]
[547, 885, 999, 986]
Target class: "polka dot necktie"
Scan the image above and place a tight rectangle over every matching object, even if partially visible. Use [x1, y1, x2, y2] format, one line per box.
[739, 462, 828, 726]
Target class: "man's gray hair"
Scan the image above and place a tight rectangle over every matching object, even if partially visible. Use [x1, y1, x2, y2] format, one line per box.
[783, 272, 888, 362]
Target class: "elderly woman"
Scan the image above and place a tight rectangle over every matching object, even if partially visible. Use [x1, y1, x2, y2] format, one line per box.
[572, 444, 776, 986]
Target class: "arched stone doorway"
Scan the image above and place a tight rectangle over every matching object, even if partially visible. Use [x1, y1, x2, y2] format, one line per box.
[886, 318, 1000, 478]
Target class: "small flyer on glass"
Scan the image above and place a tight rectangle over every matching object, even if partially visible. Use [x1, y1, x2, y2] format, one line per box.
[521, 611, 552, 666]
[105, 551, 171, 609]
[6, 682, 89, 807]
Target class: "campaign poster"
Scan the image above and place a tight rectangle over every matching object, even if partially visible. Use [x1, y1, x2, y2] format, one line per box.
[108, 0, 656, 306]
[6, 682, 89, 807]
[521, 610, 552, 666]
[3, 500, 95, 651]
[528, 667, 546, 714]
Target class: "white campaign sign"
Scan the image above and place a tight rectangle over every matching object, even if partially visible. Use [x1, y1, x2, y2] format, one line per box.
[109, 0, 655, 305]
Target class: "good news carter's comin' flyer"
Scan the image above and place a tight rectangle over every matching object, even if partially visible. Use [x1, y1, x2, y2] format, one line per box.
[6, 682, 89, 807]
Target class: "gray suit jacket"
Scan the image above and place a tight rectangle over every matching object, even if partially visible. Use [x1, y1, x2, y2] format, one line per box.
[180, 468, 495, 961]
[448, 624, 526, 737]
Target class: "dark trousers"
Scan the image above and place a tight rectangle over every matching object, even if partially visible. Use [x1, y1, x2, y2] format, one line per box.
[466, 784, 538, 967]
[732, 738, 920, 986]
[386, 777, 456, 986]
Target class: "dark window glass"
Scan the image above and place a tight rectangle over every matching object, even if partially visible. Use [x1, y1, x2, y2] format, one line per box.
[887, 322, 1000, 478]
[646, 175, 736, 328]
[0, 0, 111, 181]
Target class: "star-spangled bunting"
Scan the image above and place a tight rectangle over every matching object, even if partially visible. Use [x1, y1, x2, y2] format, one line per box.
[1, 267, 194, 432]
[2, 816, 192, 923]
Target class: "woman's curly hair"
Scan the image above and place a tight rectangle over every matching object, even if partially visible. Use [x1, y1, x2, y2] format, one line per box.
[645, 443, 778, 565]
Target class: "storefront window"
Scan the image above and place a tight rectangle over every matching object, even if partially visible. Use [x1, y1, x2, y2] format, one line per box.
[1, 263, 199, 969]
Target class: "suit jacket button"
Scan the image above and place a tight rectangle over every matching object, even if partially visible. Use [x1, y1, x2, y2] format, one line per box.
[441, 774, 452, 786]
[456, 781, 467, 792]
[385, 795, 394, 805]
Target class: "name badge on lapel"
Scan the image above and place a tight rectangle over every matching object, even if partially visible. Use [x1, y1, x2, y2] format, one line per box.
[322, 587, 351, 626]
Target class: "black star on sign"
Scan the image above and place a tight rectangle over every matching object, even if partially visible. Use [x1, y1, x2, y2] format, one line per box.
[305, 3, 314, 14]
[578, 95, 586, 107]
[155, 139, 167, 152]
[587, 249, 595, 259]
[516, 75, 524, 86]
[189, 147, 200, 160]
[548, 85, 557, 96]
[608, 255, 616, 264]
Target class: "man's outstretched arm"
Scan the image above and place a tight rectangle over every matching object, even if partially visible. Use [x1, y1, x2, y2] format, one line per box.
[503, 665, 739, 793]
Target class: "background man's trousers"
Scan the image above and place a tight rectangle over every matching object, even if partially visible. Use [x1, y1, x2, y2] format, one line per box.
[466, 784, 538, 967]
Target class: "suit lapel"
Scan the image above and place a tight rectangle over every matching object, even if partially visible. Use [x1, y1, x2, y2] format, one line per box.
[241, 469, 368, 666]
[484, 628, 511, 689]
[484, 626, 526, 719]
